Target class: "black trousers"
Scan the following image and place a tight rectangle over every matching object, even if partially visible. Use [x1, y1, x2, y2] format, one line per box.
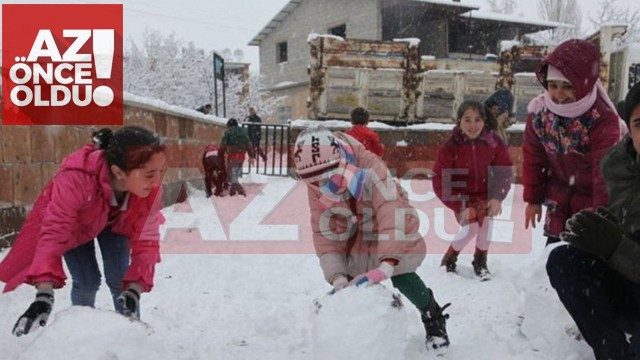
[546, 244, 640, 360]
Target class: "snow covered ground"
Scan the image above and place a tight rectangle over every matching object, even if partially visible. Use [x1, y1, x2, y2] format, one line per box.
[0, 175, 595, 360]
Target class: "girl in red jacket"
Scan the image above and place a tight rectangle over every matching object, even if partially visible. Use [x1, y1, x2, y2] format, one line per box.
[522, 39, 625, 245]
[0, 126, 166, 336]
[432, 101, 513, 280]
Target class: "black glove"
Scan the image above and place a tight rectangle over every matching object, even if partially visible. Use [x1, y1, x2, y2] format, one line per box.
[117, 288, 140, 317]
[561, 207, 623, 259]
[12, 289, 54, 337]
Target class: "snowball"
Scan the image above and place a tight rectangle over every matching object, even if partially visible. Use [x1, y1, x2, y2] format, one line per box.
[19, 307, 171, 360]
[312, 285, 408, 360]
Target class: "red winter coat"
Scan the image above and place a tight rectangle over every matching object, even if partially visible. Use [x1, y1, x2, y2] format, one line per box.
[345, 125, 384, 157]
[0, 145, 164, 293]
[432, 127, 513, 218]
[522, 96, 623, 236]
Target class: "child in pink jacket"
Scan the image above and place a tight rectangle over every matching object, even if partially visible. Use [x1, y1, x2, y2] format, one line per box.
[294, 126, 450, 353]
[432, 100, 513, 280]
[0, 126, 166, 336]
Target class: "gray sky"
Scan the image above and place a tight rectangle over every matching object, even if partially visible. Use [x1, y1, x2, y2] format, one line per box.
[1, 0, 638, 70]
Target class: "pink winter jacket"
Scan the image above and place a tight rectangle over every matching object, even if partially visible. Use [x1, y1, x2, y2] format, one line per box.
[307, 133, 426, 284]
[0, 144, 164, 293]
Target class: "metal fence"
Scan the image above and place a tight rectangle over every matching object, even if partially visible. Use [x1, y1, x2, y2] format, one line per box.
[242, 123, 291, 177]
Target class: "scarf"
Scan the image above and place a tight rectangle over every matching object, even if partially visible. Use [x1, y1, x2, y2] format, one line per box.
[543, 80, 619, 119]
[314, 140, 369, 209]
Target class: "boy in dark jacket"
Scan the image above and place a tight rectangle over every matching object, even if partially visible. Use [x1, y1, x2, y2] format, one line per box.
[221, 118, 254, 196]
[549, 81, 640, 359]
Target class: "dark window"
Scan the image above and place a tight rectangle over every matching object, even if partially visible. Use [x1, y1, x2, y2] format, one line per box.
[277, 42, 288, 63]
[329, 24, 346, 38]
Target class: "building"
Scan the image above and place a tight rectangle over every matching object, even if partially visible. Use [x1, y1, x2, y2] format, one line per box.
[249, 0, 570, 122]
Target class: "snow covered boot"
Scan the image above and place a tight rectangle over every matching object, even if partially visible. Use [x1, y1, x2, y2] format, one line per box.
[440, 246, 459, 273]
[472, 249, 492, 281]
[421, 289, 451, 353]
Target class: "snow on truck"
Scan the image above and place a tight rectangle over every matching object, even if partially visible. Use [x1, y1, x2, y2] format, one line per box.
[307, 34, 548, 124]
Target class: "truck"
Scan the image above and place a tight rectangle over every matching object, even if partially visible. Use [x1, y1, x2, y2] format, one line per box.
[307, 35, 549, 124]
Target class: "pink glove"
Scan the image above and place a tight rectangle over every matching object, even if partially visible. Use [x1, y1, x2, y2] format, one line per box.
[350, 262, 395, 287]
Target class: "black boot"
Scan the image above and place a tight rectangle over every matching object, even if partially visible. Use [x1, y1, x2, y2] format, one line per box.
[440, 246, 459, 273]
[472, 249, 492, 281]
[421, 289, 451, 353]
[229, 184, 237, 196]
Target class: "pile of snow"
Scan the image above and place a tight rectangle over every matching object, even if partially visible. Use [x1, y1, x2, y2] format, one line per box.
[313, 285, 408, 360]
[393, 38, 421, 47]
[16, 307, 170, 360]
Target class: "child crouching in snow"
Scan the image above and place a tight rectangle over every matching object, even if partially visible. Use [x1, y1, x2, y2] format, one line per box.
[294, 126, 451, 352]
[0, 126, 166, 336]
[432, 100, 513, 280]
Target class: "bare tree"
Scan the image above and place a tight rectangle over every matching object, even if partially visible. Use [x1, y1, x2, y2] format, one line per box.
[536, 0, 582, 44]
[487, 0, 516, 14]
[589, 0, 640, 43]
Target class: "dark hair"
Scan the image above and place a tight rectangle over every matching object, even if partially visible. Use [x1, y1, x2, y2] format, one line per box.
[456, 100, 487, 126]
[227, 118, 239, 127]
[350, 107, 369, 125]
[92, 126, 165, 172]
[624, 82, 640, 126]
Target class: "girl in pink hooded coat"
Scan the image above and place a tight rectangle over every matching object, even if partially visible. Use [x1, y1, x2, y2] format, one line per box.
[0, 126, 166, 336]
[522, 39, 626, 244]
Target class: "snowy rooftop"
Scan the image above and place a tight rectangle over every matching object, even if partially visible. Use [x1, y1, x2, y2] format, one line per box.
[249, 0, 478, 46]
[460, 10, 574, 29]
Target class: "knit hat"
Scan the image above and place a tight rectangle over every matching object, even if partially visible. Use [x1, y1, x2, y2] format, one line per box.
[484, 88, 514, 115]
[624, 81, 640, 126]
[294, 127, 341, 182]
[536, 39, 601, 100]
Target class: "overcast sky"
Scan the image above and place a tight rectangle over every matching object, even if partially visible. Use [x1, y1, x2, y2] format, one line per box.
[1, 0, 638, 70]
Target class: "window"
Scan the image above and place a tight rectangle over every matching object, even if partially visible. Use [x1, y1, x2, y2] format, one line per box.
[277, 106, 291, 123]
[329, 24, 346, 38]
[277, 41, 288, 63]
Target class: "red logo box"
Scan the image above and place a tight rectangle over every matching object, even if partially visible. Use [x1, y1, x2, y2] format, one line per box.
[2, 4, 123, 125]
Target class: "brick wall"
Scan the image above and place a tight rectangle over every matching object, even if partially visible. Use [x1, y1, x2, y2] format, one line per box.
[0, 99, 227, 247]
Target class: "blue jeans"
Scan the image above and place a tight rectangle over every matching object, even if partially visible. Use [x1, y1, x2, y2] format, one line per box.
[64, 228, 138, 316]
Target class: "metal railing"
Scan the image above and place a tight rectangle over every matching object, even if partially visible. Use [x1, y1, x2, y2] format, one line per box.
[242, 123, 291, 177]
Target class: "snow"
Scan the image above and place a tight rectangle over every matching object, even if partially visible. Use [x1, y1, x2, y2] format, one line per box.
[307, 33, 344, 42]
[313, 286, 408, 360]
[421, 55, 436, 60]
[0, 178, 594, 359]
[460, 10, 573, 29]
[500, 40, 521, 53]
[124, 92, 228, 126]
[393, 38, 421, 47]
